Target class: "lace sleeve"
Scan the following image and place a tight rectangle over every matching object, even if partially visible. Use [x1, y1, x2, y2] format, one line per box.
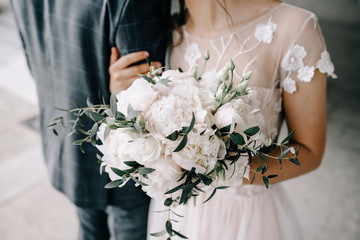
[280, 14, 336, 94]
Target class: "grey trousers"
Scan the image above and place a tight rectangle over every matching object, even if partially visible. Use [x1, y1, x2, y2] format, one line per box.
[76, 198, 150, 240]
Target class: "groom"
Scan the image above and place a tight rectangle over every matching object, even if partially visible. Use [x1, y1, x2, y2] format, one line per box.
[10, 0, 170, 239]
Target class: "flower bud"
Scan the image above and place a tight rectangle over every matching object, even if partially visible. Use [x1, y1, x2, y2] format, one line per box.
[228, 58, 235, 71]
[216, 66, 229, 82]
[204, 49, 210, 61]
[236, 79, 248, 95]
[215, 82, 226, 100]
[243, 71, 252, 81]
[187, 64, 198, 78]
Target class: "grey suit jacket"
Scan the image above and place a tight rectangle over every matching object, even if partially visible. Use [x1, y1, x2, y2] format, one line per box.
[10, 0, 170, 208]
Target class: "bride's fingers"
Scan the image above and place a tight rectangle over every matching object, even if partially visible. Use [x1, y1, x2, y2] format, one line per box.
[110, 47, 119, 65]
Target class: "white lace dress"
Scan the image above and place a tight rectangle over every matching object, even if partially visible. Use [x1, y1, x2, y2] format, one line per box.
[148, 3, 335, 240]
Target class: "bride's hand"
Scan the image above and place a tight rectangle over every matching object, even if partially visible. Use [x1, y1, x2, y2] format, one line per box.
[109, 47, 162, 93]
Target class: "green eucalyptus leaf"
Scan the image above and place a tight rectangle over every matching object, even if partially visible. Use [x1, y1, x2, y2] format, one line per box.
[90, 123, 99, 139]
[47, 123, 57, 127]
[258, 152, 269, 163]
[111, 167, 127, 177]
[53, 129, 58, 136]
[104, 127, 111, 140]
[229, 132, 245, 145]
[140, 74, 156, 85]
[268, 174, 278, 179]
[104, 179, 124, 189]
[281, 130, 295, 144]
[173, 230, 188, 239]
[124, 161, 140, 168]
[157, 78, 172, 85]
[110, 93, 117, 115]
[126, 110, 142, 121]
[88, 112, 105, 122]
[130, 175, 148, 186]
[167, 131, 179, 141]
[105, 109, 114, 118]
[263, 176, 269, 188]
[256, 164, 266, 172]
[150, 230, 167, 237]
[278, 148, 291, 161]
[73, 139, 84, 145]
[185, 112, 195, 134]
[165, 184, 183, 194]
[173, 135, 188, 152]
[289, 158, 302, 166]
[138, 167, 155, 175]
[164, 198, 173, 207]
[244, 126, 260, 136]
[79, 144, 85, 154]
[134, 122, 143, 132]
[250, 174, 256, 184]
[165, 220, 173, 235]
[203, 188, 217, 203]
[198, 173, 212, 186]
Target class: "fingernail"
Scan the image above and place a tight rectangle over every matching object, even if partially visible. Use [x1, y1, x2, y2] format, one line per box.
[144, 51, 149, 57]
[155, 62, 162, 67]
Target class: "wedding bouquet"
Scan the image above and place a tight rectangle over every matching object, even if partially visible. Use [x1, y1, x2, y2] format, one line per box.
[49, 52, 300, 239]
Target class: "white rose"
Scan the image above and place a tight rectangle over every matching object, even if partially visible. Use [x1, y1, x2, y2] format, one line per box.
[97, 128, 139, 171]
[116, 78, 158, 115]
[130, 134, 162, 166]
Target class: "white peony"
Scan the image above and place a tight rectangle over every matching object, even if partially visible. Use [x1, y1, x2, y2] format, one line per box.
[116, 78, 158, 115]
[130, 134, 162, 166]
[169, 132, 223, 174]
[214, 98, 263, 133]
[145, 94, 197, 137]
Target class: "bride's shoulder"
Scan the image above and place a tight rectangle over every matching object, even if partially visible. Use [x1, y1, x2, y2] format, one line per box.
[274, 3, 318, 26]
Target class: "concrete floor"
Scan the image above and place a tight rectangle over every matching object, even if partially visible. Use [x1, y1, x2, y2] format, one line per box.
[0, 0, 359, 239]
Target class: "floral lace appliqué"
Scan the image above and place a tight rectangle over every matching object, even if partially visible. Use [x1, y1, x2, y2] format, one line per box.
[184, 42, 201, 66]
[281, 45, 307, 71]
[283, 77, 297, 94]
[297, 66, 315, 82]
[317, 51, 336, 78]
[254, 18, 277, 44]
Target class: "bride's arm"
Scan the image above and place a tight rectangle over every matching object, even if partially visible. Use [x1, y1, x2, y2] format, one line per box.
[109, 47, 162, 93]
[248, 70, 327, 185]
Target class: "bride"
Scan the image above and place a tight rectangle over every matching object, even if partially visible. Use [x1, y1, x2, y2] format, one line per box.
[109, 0, 335, 239]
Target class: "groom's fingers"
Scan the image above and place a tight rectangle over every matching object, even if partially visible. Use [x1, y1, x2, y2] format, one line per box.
[110, 47, 119, 65]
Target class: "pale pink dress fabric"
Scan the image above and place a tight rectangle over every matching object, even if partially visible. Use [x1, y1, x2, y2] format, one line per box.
[147, 3, 334, 240]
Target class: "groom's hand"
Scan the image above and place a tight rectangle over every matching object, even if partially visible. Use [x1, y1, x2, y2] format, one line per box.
[109, 47, 162, 93]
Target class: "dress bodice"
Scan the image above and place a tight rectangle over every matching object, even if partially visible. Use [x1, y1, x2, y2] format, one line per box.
[169, 2, 335, 142]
